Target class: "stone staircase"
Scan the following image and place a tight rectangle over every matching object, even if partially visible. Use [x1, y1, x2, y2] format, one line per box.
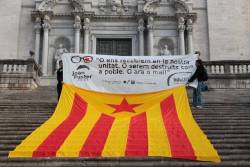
[0, 87, 250, 167]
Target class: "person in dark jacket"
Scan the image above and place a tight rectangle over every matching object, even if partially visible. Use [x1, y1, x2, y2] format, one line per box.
[187, 59, 206, 109]
[57, 61, 63, 100]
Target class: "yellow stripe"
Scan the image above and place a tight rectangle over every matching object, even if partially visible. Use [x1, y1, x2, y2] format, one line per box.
[147, 104, 171, 157]
[9, 84, 75, 157]
[174, 86, 221, 162]
[102, 117, 130, 157]
[56, 104, 101, 157]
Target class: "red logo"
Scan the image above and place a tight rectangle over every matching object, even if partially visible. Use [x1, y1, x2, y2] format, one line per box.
[83, 56, 93, 63]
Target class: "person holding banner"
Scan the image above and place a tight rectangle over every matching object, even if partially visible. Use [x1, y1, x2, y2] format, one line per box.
[57, 60, 63, 100]
[187, 59, 207, 109]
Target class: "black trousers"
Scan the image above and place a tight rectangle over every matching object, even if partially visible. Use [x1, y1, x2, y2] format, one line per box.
[57, 83, 62, 100]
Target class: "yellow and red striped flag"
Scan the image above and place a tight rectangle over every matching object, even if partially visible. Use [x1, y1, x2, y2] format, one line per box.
[9, 84, 220, 162]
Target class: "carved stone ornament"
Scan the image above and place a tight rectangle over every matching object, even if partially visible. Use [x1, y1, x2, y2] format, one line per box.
[138, 18, 145, 32]
[38, 0, 84, 12]
[171, 0, 189, 13]
[83, 18, 90, 31]
[74, 15, 82, 30]
[38, 0, 57, 12]
[99, 0, 128, 15]
[111, 0, 128, 15]
[147, 16, 154, 30]
[177, 16, 185, 31]
[42, 15, 51, 30]
[34, 17, 42, 33]
[186, 18, 193, 32]
[69, 0, 84, 12]
[143, 0, 160, 15]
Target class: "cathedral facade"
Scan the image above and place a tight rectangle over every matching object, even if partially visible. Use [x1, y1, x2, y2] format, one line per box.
[0, 0, 250, 77]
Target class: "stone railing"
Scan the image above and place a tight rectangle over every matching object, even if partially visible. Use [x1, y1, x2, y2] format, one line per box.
[0, 59, 42, 89]
[204, 61, 250, 89]
[204, 61, 250, 75]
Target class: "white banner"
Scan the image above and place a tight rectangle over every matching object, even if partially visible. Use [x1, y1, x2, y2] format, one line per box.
[62, 54, 198, 94]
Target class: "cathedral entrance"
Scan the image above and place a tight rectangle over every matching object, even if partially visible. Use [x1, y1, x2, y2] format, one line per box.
[96, 38, 132, 56]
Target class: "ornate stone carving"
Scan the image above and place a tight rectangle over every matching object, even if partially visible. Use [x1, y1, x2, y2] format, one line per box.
[83, 18, 90, 31]
[111, 0, 128, 15]
[143, 0, 160, 14]
[158, 38, 174, 56]
[38, 0, 57, 12]
[98, 0, 128, 15]
[186, 18, 193, 33]
[69, 0, 84, 12]
[172, 0, 189, 13]
[147, 16, 154, 30]
[74, 15, 82, 30]
[138, 18, 145, 32]
[38, 0, 84, 12]
[34, 17, 42, 33]
[177, 16, 185, 31]
[42, 15, 51, 30]
[160, 44, 171, 56]
[54, 44, 68, 70]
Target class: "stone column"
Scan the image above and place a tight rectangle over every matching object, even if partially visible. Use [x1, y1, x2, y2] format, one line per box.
[147, 16, 154, 56]
[178, 17, 186, 55]
[74, 15, 82, 53]
[34, 17, 42, 64]
[42, 15, 51, 76]
[138, 18, 145, 56]
[83, 18, 90, 54]
[187, 18, 194, 54]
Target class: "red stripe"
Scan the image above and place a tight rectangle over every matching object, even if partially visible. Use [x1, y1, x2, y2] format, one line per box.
[79, 114, 115, 157]
[160, 95, 196, 160]
[125, 112, 148, 156]
[33, 94, 87, 157]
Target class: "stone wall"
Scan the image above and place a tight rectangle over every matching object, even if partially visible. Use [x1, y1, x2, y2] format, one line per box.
[1, 0, 250, 62]
[192, 0, 209, 61]
[0, 0, 22, 59]
[207, 0, 250, 61]
[18, 0, 36, 60]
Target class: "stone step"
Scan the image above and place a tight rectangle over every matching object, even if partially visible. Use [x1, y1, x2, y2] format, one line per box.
[0, 149, 249, 158]
[1, 122, 250, 128]
[1, 129, 250, 136]
[2, 144, 250, 152]
[1, 138, 249, 146]
[0, 126, 249, 132]
[1, 134, 249, 142]
[0, 117, 50, 119]
[0, 159, 249, 167]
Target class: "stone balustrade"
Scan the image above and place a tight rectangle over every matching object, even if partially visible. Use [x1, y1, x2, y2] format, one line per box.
[204, 61, 250, 75]
[0, 59, 250, 89]
[0, 59, 42, 89]
[203, 61, 250, 89]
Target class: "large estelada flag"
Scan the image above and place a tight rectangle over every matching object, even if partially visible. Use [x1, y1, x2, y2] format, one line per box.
[9, 84, 220, 162]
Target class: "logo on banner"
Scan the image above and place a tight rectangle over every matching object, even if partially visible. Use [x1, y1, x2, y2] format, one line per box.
[71, 56, 93, 81]
[71, 56, 93, 64]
